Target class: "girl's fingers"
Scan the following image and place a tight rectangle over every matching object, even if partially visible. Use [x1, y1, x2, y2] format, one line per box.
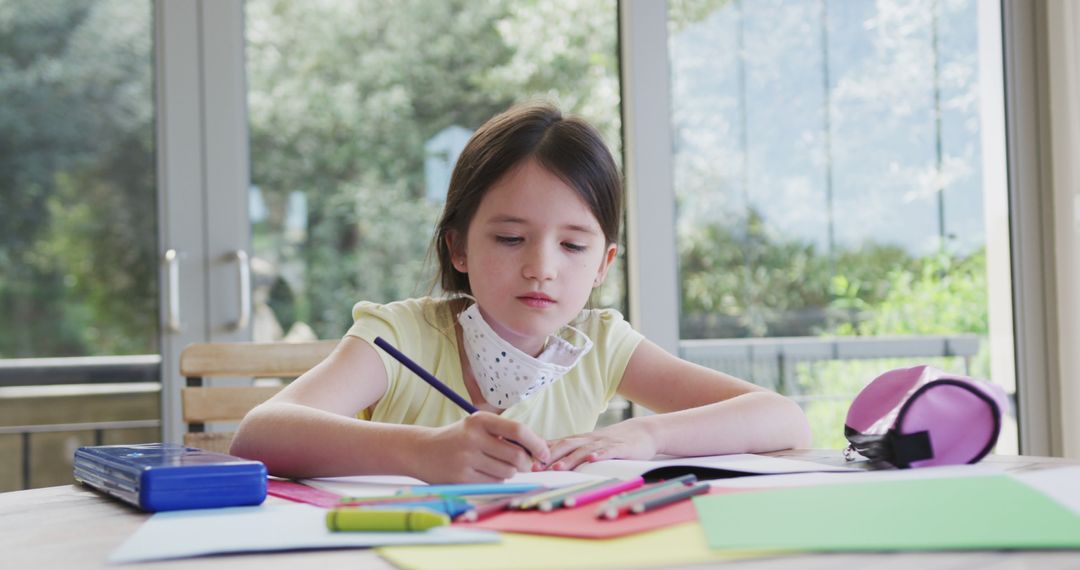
[475, 413, 550, 463]
[546, 437, 582, 459]
[556, 444, 608, 470]
[471, 450, 519, 481]
[484, 435, 534, 472]
[544, 438, 594, 470]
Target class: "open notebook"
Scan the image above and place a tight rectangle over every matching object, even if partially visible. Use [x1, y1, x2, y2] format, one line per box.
[303, 453, 855, 497]
[572, 453, 856, 482]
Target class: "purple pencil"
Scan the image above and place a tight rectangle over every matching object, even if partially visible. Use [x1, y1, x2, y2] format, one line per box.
[374, 336, 478, 413]
[374, 336, 536, 460]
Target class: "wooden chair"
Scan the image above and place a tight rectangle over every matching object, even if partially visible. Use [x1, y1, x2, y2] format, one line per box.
[179, 340, 338, 453]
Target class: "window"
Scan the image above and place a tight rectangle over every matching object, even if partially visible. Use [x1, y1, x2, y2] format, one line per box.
[245, 0, 624, 345]
[668, 0, 1016, 450]
[0, 0, 161, 490]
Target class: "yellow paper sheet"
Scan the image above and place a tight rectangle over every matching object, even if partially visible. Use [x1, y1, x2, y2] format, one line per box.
[377, 522, 764, 570]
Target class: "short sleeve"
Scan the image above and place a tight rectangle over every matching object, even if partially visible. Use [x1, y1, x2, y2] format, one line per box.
[345, 301, 400, 387]
[583, 309, 644, 403]
[343, 298, 458, 424]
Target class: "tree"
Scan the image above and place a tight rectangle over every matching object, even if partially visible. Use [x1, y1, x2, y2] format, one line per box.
[246, 0, 619, 338]
[0, 0, 154, 357]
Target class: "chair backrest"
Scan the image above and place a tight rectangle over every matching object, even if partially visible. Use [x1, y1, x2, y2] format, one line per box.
[179, 340, 338, 453]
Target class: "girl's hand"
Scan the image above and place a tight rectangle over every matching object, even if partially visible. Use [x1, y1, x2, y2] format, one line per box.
[538, 418, 659, 471]
[415, 412, 550, 483]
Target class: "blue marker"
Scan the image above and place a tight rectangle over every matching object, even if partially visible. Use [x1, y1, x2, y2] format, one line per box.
[397, 482, 544, 497]
[360, 498, 474, 519]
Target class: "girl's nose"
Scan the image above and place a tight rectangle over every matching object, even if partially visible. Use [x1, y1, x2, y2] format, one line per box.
[522, 243, 557, 281]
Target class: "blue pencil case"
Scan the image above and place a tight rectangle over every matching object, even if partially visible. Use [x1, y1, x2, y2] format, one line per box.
[73, 443, 267, 512]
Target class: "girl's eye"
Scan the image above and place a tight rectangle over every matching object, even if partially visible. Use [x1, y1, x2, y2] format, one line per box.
[563, 242, 587, 252]
[495, 235, 522, 245]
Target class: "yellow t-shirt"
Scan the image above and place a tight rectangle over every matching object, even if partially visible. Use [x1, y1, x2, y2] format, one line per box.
[345, 297, 644, 440]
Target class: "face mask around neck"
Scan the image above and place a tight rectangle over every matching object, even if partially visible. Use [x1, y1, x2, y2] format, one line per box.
[457, 301, 593, 409]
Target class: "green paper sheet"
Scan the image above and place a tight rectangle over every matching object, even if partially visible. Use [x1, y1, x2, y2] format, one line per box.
[378, 522, 764, 570]
[695, 475, 1080, 552]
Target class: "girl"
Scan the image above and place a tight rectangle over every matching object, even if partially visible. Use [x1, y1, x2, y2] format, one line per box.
[231, 103, 811, 483]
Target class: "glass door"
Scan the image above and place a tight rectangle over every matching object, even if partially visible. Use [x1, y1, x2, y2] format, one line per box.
[666, 0, 1017, 452]
[242, 0, 628, 425]
[0, 0, 161, 490]
[0, 0, 253, 490]
[243, 0, 624, 343]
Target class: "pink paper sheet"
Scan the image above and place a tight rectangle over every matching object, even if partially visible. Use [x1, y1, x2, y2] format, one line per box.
[456, 487, 743, 539]
[267, 479, 343, 509]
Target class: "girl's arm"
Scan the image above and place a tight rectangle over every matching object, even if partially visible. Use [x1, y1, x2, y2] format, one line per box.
[542, 339, 812, 470]
[230, 336, 548, 482]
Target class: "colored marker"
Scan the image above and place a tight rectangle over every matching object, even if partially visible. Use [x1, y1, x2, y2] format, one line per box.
[360, 497, 474, 519]
[611, 474, 698, 504]
[562, 476, 644, 508]
[536, 478, 624, 512]
[326, 508, 450, 532]
[374, 336, 539, 461]
[629, 482, 710, 515]
[398, 482, 543, 497]
[596, 474, 698, 519]
[339, 494, 452, 507]
[470, 486, 553, 518]
[455, 494, 519, 523]
[516, 478, 619, 510]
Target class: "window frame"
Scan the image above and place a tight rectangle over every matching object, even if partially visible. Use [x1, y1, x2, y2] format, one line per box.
[155, 0, 1066, 454]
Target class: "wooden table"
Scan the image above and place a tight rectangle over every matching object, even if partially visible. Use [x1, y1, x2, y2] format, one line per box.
[4, 450, 1079, 570]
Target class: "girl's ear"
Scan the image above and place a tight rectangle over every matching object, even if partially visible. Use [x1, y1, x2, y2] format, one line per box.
[593, 243, 618, 287]
[446, 231, 467, 273]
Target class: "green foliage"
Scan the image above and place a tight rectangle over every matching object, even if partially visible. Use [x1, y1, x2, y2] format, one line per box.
[831, 250, 988, 337]
[678, 207, 921, 340]
[669, 0, 735, 32]
[800, 249, 990, 448]
[40, 136, 159, 355]
[0, 0, 154, 358]
[679, 209, 831, 338]
[2, 0, 621, 354]
[676, 207, 991, 448]
[247, 0, 621, 338]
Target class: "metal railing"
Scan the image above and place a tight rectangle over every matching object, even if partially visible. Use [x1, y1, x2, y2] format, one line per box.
[0, 420, 162, 490]
[0, 354, 160, 387]
[1, 338, 982, 488]
[0, 355, 162, 489]
[679, 334, 981, 402]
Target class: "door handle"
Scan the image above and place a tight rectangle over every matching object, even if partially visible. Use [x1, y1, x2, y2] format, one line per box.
[164, 249, 181, 333]
[228, 249, 251, 331]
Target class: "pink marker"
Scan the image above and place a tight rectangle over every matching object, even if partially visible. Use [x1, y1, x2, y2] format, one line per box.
[562, 476, 645, 508]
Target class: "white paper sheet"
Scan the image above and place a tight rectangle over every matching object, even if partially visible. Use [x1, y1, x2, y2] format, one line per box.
[304, 469, 607, 497]
[108, 503, 498, 564]
[706, 462, 1006, 489]
[574, 453, 857, 480]
[305, 455, 853, 497]
[303, 475, 426, 498]
[1011, 466, 1080, 516]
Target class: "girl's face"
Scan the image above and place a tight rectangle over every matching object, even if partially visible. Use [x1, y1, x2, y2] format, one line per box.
[450, 159, 617, 356]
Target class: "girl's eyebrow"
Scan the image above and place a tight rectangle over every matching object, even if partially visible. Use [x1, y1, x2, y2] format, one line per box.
[487, 215, 598, 235]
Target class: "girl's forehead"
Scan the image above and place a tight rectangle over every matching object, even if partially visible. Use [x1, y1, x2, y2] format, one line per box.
[476, 164, 600, 231]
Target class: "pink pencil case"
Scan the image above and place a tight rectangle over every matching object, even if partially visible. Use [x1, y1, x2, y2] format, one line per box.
[844, 365, 1009, 468]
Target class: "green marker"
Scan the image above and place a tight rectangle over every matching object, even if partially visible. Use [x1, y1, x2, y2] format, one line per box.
[325, 508, 451, 532]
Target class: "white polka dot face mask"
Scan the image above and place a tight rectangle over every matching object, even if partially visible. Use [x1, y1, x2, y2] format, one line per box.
[458, 302, 593, 409]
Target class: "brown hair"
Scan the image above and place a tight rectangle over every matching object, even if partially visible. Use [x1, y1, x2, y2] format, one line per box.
[433, 103, 621, 295]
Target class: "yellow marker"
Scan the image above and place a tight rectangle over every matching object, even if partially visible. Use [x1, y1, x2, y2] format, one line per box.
[326, 508, 451, 532]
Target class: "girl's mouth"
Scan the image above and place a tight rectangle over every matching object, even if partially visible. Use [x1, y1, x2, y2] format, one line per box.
[518, 294, 555, 308]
